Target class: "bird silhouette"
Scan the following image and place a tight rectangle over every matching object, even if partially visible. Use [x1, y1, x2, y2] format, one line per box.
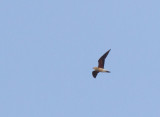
[92, 49, 111, 78]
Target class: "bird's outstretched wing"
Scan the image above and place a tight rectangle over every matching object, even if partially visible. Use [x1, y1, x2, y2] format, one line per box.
[98, 49, 111, 68]
[92, 71, 99, 78]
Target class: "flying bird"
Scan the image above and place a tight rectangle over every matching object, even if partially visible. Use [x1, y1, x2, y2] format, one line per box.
[92, 49, 111, 78]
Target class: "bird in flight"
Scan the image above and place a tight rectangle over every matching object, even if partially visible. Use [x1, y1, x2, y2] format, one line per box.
[92, 49, 111, 78]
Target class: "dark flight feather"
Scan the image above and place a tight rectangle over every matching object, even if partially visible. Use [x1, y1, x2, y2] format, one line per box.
[92, 71, 99, 78]
[98, 49, 111, 68]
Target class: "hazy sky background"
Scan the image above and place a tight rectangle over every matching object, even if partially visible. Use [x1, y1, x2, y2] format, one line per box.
[1, 0, 160, 117]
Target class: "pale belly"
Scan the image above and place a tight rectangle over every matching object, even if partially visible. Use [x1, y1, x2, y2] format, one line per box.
[94, 67, 106, 72]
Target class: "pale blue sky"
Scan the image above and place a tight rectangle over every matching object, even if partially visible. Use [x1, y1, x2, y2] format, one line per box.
[1, 0, 160, 117]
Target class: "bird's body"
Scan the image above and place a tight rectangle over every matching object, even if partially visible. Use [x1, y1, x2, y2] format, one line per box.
[92, 49, 111, 78]
[93, 67, 108, 72]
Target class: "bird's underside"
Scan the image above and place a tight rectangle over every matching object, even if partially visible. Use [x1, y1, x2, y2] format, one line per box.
[92, 68, 110, 78]
[92, 49, 111, 78]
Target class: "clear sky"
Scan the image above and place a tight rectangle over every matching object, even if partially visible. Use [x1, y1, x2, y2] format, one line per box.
[1, 0, 160, 117]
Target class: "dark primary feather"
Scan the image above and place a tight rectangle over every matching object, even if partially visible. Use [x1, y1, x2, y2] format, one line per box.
[98, 49, 111, 68]
[92, 71, 99, 78]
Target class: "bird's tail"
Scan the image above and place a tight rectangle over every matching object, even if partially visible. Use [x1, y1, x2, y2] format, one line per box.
[105, 70, 110, 73]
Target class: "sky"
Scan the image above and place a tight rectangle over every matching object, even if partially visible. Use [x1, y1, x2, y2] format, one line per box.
[1, 0, 160, 117]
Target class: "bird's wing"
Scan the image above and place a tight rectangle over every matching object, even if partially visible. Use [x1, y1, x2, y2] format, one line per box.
[98, 49, 111, 68]
[92, 71, 99, 78]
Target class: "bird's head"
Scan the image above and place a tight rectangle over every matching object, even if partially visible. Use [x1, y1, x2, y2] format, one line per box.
[93, 67, 98, 70]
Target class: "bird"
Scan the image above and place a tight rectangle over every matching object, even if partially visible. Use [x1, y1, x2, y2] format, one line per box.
[92, 49, 111, 78]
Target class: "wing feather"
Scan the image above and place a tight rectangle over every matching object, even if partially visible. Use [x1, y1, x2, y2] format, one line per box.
[98, 49, 111, 68]
[92, 71, 99, 78]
